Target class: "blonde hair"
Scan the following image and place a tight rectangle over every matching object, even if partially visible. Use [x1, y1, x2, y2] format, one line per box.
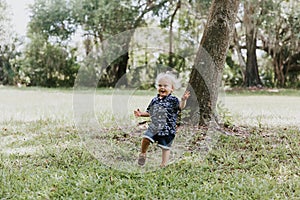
[155, 72, 181, 90]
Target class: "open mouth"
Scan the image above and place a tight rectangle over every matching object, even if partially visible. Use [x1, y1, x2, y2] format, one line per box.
[159, 90, 168, 96]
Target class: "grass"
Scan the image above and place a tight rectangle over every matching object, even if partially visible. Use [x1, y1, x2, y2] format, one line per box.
[224, 87, 300, 96]
[0, 87, 299, 199]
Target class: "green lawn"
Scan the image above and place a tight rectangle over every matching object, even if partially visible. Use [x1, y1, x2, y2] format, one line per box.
[0, 87, 299, 199]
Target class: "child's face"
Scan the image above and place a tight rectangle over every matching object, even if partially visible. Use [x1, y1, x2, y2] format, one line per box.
[157, 78, 173, 98]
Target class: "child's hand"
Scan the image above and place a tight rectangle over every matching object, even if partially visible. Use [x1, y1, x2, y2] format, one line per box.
[134, 109, 142, 117]
[134, 109, 150, 117]
[181, 90, 190, 101]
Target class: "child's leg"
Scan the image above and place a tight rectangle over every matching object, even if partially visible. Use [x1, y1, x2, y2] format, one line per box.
[161, 149, 170, 167]
[138, 138, 150, 166]
[141, 138, 150, 154]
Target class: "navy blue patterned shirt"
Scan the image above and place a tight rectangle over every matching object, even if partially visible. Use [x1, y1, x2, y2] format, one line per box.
[146, 94, 180, 136]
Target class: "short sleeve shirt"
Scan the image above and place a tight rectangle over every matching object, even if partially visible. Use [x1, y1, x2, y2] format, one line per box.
[146, 94, 180, 136]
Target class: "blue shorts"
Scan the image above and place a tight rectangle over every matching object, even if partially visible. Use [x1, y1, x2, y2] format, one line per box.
[143, 130, 175, 150]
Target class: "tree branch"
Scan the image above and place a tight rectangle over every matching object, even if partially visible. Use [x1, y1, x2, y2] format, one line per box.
[134, 0, 170, 28]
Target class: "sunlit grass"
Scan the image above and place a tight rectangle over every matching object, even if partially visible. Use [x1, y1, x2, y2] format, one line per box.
[224, 95, 300, 128]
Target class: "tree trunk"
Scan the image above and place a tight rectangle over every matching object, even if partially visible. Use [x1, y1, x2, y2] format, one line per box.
[273, 50, 285, 87]
[107, 1, 172, 87]
[110, 52, 129, 87]
[169, 1, 181, 68]
[243, 2, 262, 87]
[187, 0, 240, 126]
[233, 28, 246, 81]
[0, 56, 3, 84]
[285, 52, 300, 73]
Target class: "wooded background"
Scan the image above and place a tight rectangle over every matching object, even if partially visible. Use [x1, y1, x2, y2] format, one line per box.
[0, 0, 299, 88]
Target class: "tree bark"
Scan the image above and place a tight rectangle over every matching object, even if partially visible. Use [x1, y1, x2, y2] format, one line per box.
[233, 28, 246, 81]
[169, 1, 181, 68]
[243, 2, 262, 87]
[187, 0, 240, 126]
[285, 52, 300, 73]
[273, 50, 285, 87]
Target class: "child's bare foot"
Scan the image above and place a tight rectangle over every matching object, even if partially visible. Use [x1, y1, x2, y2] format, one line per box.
[138, 153, 146, 166]
[160, 164, 166, 168]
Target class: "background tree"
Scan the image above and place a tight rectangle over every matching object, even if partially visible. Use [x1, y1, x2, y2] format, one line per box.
[70, 0, 171, 87]
[230, 0, 300, 88]
[187, 0, 240, 126]
[28, 0, 76, 41]
[0, 0, 21, 85]
[243, 0, 263, 87]
[22, 34, 79, 87]
[0, 0, 8, 39]
[22, 0, 79, 87]
[229, 0, 266, 88]
[155, 0, 211, 82]
[2, 0, 299, 88]
[259, 0, 300, 87]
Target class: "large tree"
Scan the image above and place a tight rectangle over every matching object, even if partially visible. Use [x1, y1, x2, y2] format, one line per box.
[187, 0, 240, 126]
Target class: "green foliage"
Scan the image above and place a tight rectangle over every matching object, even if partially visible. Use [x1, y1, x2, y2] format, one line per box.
[0, 0, 20, 85]
[258, 55, 275, 88]
[22, 34, 79, 87]
[22, 0, 81, 87]
[127, 65, 155, 89]
[2, 0, 299, 89]
[69, 0, 174, 87]
[70, 0, 139, 36]
[0, 38, 24, 85]
[223, 54, 244, 87]
[217, 102, 234, 128]
[285, 72, 300, 88]
[0, 0, 13, 43]
[123, 63, 173, 90]
[258, 0, 300, 87]
[29, 0, 76, 41]
[232, 0, 300, 88]
[157, 53, 186, 73]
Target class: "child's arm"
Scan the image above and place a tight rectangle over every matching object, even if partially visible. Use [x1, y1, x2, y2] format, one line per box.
[179, 91, 190, 110]
[134, 109, 150, 117]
